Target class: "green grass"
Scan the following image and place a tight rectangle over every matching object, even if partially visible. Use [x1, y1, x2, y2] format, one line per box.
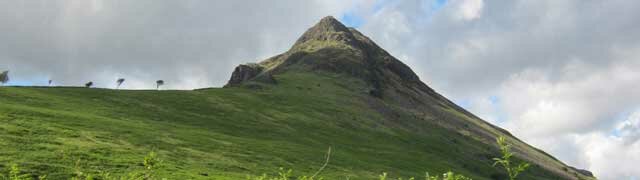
[0, 72, 563, 179]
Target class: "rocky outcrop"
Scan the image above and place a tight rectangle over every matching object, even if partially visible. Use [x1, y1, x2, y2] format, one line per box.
[225, 63, 275, 87]
[226, 64, 263, 86]
[577, 169, 594, 177]
[292, 16, 358, 48]
[569, 166, 595, 177]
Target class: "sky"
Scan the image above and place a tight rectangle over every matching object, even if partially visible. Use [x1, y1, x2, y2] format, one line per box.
[1, 0, 639, 179]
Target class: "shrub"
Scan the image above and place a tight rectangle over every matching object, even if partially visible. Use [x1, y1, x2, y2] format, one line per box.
[492, 136, 530, 180]
[0, 164, 46, 180]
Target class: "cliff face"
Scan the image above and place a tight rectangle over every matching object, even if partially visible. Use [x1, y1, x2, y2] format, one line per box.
[226, 64, 263, 87]
[225, 64, 275, 87]
[225, 16, 594, 180]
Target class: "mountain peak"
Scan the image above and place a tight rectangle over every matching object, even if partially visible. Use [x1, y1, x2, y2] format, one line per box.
[292, 16, 355, 48]
[316, 16, 349, 31]
[227, 16, 425, 94]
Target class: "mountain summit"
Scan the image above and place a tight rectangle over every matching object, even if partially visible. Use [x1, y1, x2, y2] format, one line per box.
[227, 16, 426, 99]
[226, 16, 594, 179]
[293, 16, 354, 47]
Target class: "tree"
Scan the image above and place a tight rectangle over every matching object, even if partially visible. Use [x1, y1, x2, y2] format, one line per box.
[493, 136, 530, 180]
[116, 78, 125, 89]
[85, 81, 93, 88]
[156, 80, 164, 90]
[0, 70, 9, 86]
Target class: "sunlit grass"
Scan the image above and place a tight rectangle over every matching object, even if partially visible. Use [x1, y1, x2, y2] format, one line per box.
[0, 72, 563, 179]
[1, 137, 532, 180]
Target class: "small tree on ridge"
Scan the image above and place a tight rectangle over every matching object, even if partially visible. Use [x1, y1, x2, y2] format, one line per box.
[116, 78, 125, 89]
[156, 80, 164, 90]
[0, 70, 9, 86]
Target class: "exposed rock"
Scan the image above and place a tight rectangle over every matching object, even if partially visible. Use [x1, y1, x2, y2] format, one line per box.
[252, 72, 276, 84]
[225, 63, 275, 87]
[293, 16, 355, 47]
[570, 166, 595, 177]
[577, 169, 594, 177]
[226, 64, 262, 86]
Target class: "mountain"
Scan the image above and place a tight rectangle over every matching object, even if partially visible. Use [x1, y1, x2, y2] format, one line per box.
[226, 16, 594, 180]
[0, 16, 594, 179]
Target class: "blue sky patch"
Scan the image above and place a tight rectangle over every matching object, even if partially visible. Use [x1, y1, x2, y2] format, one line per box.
[488, 95, 500, 104]
[455, 99, 472, 109]
[432, 0, 447, 10]
[339, 11, 364, 28]
[4, 76, 49, 86]
[372, 0, 392, 13]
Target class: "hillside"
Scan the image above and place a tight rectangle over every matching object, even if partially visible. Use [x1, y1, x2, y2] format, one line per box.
[0, 17, 594, 179]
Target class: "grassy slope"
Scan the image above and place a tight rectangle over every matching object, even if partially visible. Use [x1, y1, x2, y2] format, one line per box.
[0, 72, 562, 179]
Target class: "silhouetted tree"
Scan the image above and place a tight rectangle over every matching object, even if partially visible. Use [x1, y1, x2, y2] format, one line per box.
[85, 81, 93, 88]
[116, 78, 125, 89]
[156, 80, 164, 90]
[0, 70, 9, 86]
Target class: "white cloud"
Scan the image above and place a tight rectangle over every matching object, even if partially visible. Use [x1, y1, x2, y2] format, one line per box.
[0, 0, 356, 89]
[576, 130, 640, 179]
[490, 53, 640, 178]
[362, 9, 412, 48]
[455, 0, 484, 21]
[499, 57, 640, 136]
[521, 127, 640, 179]
[616, 110, 640, 144]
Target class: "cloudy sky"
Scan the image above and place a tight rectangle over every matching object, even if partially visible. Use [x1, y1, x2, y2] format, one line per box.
[1, 0, 639, 179]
